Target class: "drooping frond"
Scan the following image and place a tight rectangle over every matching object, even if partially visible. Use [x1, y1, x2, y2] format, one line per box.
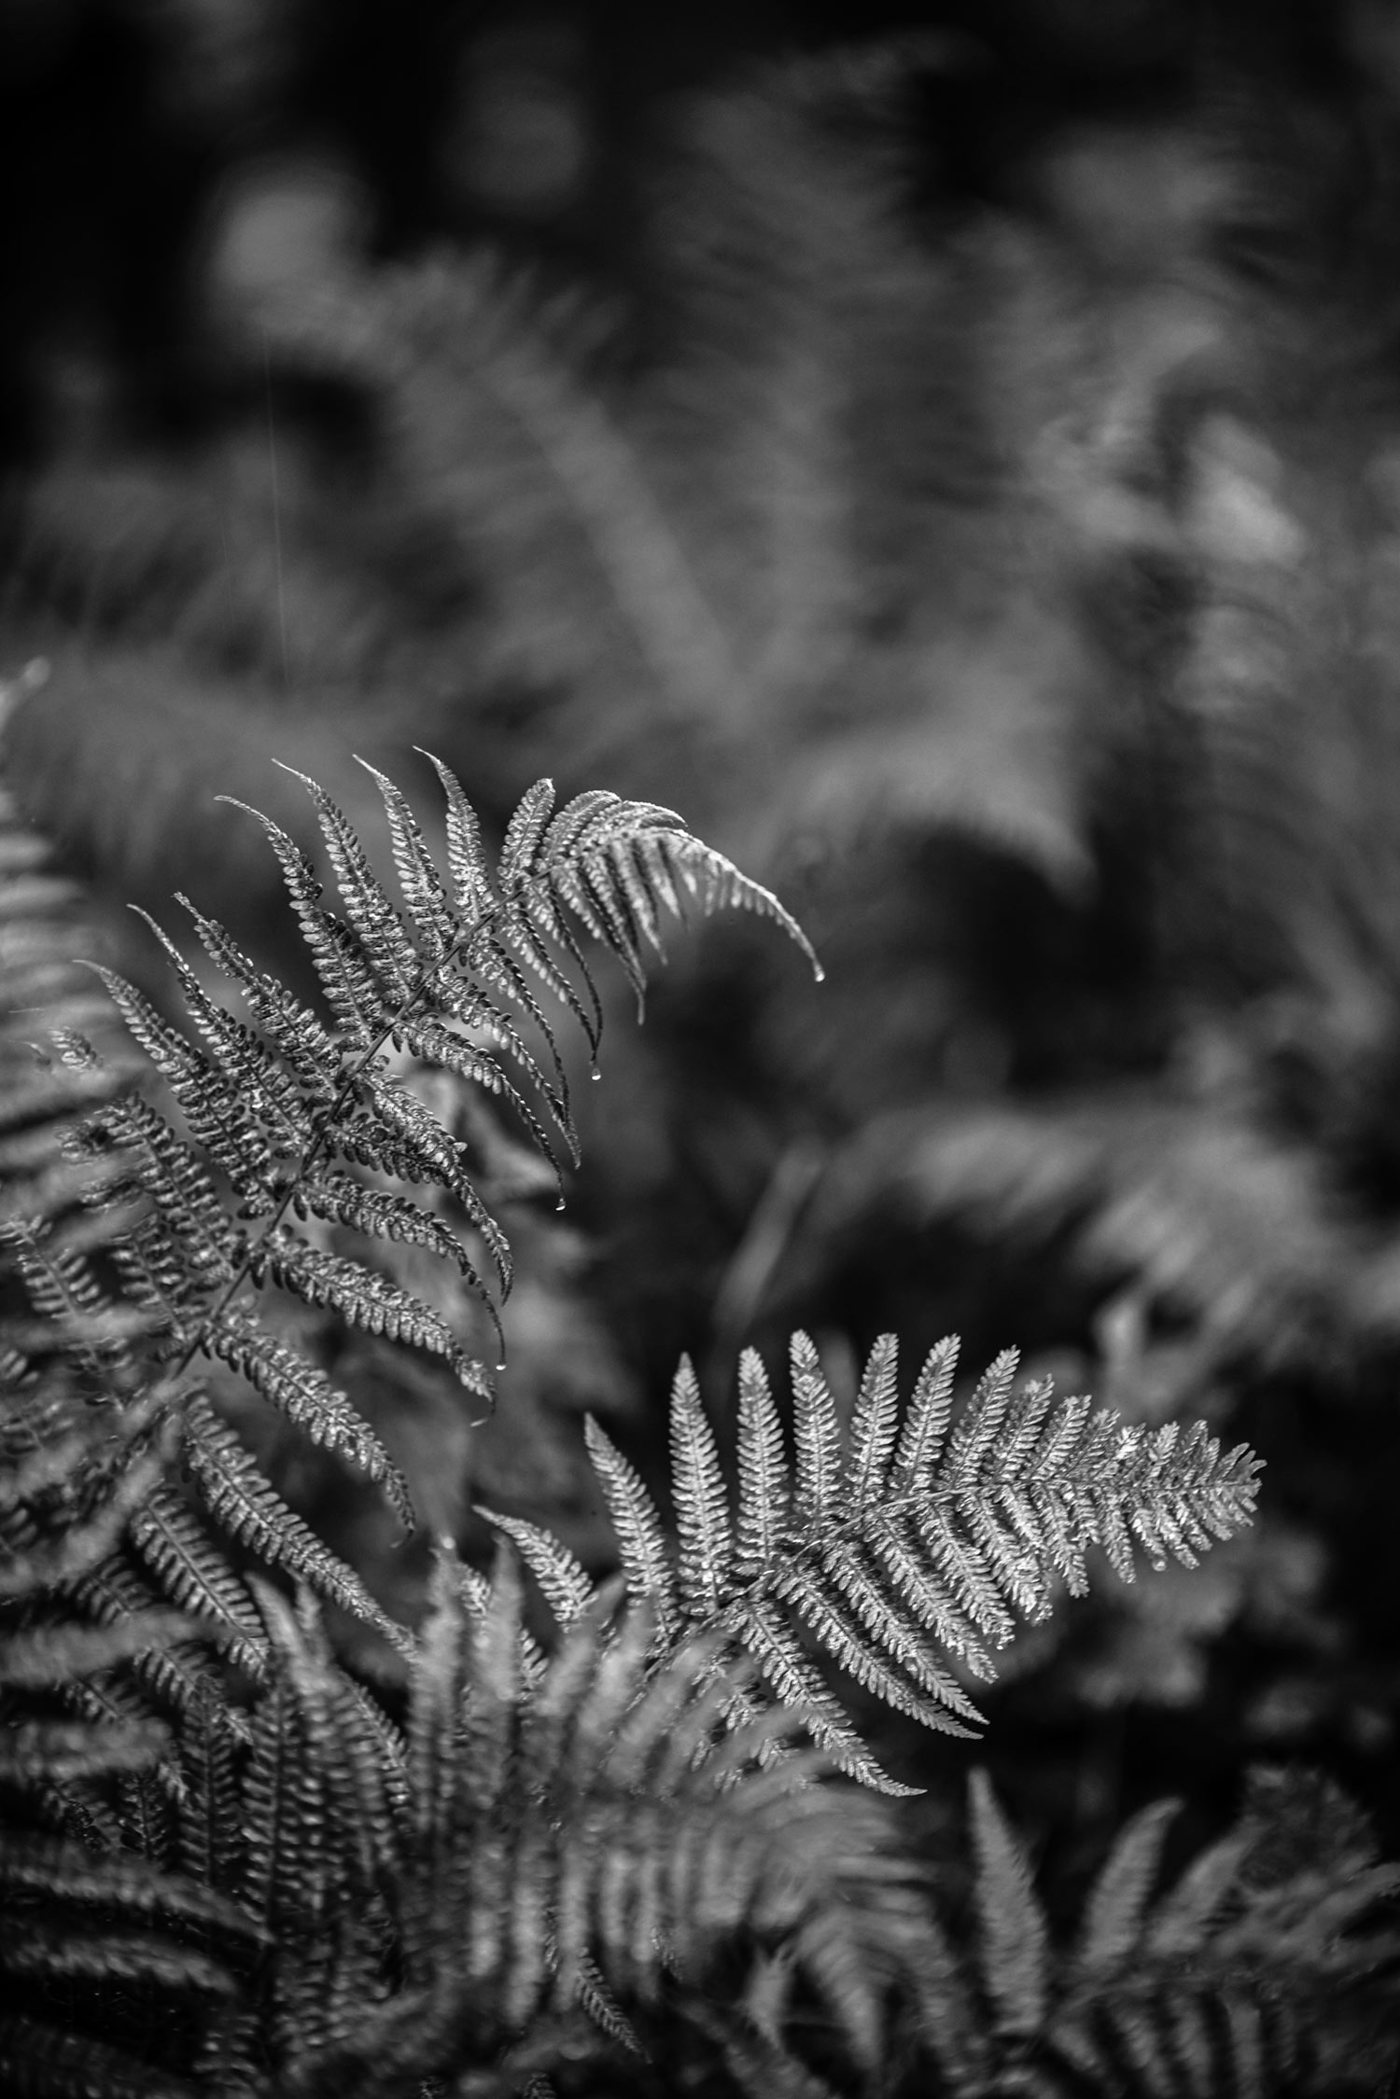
[39, 756, 818, 1539]
[912, 1767, 1400, 2097]
[555, 1333, 1261, 1791]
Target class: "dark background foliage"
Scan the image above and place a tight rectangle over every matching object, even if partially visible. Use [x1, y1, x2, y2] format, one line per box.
[4, 0, 1400, 1981]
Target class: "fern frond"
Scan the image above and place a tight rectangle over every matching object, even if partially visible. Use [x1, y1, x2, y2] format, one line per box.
[908, 1768, 1400, 2097]
[575, 1333, 1260, 1792]
[277, 1542, 936, 2091]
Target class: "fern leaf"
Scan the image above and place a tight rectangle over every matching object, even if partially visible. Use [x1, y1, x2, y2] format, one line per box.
[72, 1559, 242, 1739]
[127, 909, 316, 1157]
[735, 1346, 787, 1575]
[275, 762, 419, 1005]
[845, 1329, 900, 1504]
[175, 1685, 248, 1897]
[510, 880, 605, 1059]
[392, 1009, 569, 1175]
[0, 1923, 237, 2000]
[176, 894, 339, 1103]
[293, 1167, 486, 1286]
[889, 1331, 959, 1491]
[732, 1596, 903, 1793]
[351, 1553, 936, 2084]
[90, 1042, 275, 1226]
[126, 1486, 270, 1679]
[251, 1226, 491, 1397]
[670, 1356, 734, 1616]
[945, 1348, 1022, 1479]
[418, 748, 496, 922]
[182, 1394, 414, 1659]
[239, 1672, 318, 1927]
[200, 1308, 415, 1526]
[0, 1431, 174, 1601]
[582, 1416, 680, 1642]
[1073, 1799, 1182, 1978]
[968, 1769, 1050, 2039]
[499, 776, 559, 895]
[213, 795, 362, 1020]
[404, 1539, 474, 1869]
[581, 1334, 1260, 1794]
[254, 1586, 400, 1914]
[788, 1329, 842, 1524]
[477, 1508, 595, 1627]
[355, 755, 457, 960]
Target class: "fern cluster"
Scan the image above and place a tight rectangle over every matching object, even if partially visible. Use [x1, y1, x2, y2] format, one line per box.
[1, 747, 1394, 2096]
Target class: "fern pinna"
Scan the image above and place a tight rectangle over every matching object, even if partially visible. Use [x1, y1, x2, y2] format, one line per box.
[6, 744, 1386, 2097]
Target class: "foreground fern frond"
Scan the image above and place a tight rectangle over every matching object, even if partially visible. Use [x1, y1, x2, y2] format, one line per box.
[220, 1543, 935, 2096]
[501, 1333, 1262, 1792]
[914, 1768, 1400, 2097]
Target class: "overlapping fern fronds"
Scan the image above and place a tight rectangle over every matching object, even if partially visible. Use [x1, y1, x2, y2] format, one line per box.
[3, 735, 1329, 2097]
[914, 1767, 1400, 2097]
[493, 1330, 1261, 1793]
[4, 755, 817, 1637]
[0, 1375, 266, 2099]
[204, 1543, 937, 2096]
